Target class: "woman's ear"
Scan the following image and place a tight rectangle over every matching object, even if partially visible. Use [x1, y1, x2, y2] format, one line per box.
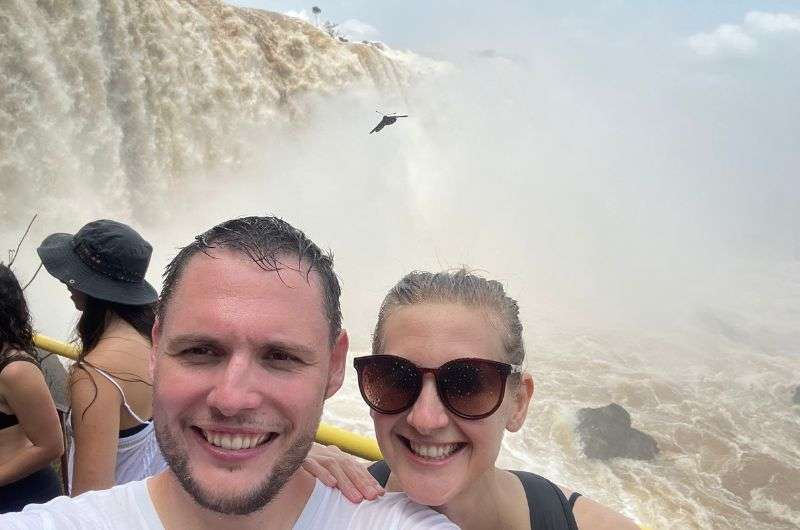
[506, 372, 534, 432]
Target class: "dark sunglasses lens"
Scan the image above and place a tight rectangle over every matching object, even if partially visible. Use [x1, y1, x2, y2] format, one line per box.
[358, 356, 420, 413]
[440, 360, 504, 417]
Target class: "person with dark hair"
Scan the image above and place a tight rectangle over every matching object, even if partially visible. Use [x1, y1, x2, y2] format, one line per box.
[305, 269, 640, 530]
[1, 216, 456, 529]
[0, 264, 64, 512]
[35, 220, 166, 495]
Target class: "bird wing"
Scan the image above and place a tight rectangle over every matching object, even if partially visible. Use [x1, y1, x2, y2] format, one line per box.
[370, 117, 389, 134]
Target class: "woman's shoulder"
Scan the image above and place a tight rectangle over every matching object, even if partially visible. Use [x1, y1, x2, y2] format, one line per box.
[83, 324, 150, 364]
[509, 471, 640, 530]
[0, 349, 40, 374]
[569, 493, 640, 530]
[0, 352, 45, 396]
[72, 324, 151, 393]
[503, 470, 579, 530]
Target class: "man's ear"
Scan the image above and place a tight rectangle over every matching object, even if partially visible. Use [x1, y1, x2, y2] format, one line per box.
[149, 316, 162, 381]
[506, 372, 534, 432]
[325, 329, 349, 399]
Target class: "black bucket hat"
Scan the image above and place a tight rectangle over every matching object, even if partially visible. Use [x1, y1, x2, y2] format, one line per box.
[37, 219, 158, 305]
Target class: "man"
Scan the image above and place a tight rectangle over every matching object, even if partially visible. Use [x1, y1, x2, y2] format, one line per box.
[1, 216, 456, 529]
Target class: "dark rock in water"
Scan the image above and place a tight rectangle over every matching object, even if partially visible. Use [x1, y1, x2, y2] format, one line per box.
[793, 386, 800, 405]
[576, 403, 659, 461]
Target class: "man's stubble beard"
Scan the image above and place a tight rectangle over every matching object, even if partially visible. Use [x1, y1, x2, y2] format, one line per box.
[153, 406, 318, 516]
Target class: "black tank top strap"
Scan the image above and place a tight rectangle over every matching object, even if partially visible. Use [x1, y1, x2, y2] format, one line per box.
[367, 459, 392, 487]
[510, 470, 579, 530]
[0, 352, 41, 373]
[119, 421, 150, 438]
[568, 491, 582, 509]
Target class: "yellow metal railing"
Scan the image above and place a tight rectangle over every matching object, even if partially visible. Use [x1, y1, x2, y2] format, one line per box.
[35, 333, 81, 360]
[316, 422, 382, 461]
[33, 333, 383, 461]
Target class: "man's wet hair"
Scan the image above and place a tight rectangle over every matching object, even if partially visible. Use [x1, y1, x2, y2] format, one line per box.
[158, 216, 342, 344]
[372, 269, 525, 364]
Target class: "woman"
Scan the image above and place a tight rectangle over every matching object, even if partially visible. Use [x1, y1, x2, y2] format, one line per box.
[305, 270, 638, 529]
[37, 219, 166, 495]
[0, 264, 64, 512]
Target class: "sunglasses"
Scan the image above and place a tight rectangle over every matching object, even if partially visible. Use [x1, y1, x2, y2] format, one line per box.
[353, 354, 523, 420]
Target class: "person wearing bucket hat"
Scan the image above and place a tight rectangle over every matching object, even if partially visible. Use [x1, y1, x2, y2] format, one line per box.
[0, 264, 64, 512]
[37, 220, 167, 496]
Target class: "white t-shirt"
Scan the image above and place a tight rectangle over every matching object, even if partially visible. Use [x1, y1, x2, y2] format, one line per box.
[0, 478, 459, 530]
[295, 479, 457, 529]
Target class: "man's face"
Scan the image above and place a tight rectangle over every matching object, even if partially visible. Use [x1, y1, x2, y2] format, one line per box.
[151, 249, 347, 515]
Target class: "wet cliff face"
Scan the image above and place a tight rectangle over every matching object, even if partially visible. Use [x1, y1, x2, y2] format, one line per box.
[0, 0, 430, 221]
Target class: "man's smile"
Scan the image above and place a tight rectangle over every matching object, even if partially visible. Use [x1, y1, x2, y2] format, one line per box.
[199, 429, 276, 450]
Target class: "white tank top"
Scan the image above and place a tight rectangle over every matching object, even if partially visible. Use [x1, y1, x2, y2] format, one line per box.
[66, 367, 167, 493]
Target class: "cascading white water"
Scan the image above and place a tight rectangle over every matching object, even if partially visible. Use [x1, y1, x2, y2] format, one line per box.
[2, 1, 799, 529]
[0, 0, 438, 222]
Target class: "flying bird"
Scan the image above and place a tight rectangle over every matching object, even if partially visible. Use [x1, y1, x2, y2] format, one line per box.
[370, 111, 408, 134]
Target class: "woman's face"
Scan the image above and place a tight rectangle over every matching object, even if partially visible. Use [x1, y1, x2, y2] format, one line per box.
[371, 302, 533, 507]
[67, 286, 88, 311]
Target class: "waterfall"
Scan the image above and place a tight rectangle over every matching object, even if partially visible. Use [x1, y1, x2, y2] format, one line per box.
[0, 0, 427, 221]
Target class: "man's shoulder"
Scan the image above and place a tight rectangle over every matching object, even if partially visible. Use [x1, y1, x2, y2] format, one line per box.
[0, 479, 162, 530]
[354, 492, 459, 529]
[296, 480, 458, 530]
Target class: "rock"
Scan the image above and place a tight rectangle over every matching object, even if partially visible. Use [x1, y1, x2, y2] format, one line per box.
[576, 403, 659, 461]
[793, 386, 800, 405]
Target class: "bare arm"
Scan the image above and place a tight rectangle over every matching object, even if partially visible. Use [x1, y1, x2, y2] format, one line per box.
[0, 361, 64, 486]
[69, 366, 123, 496]
[559, 485, 640, 530]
